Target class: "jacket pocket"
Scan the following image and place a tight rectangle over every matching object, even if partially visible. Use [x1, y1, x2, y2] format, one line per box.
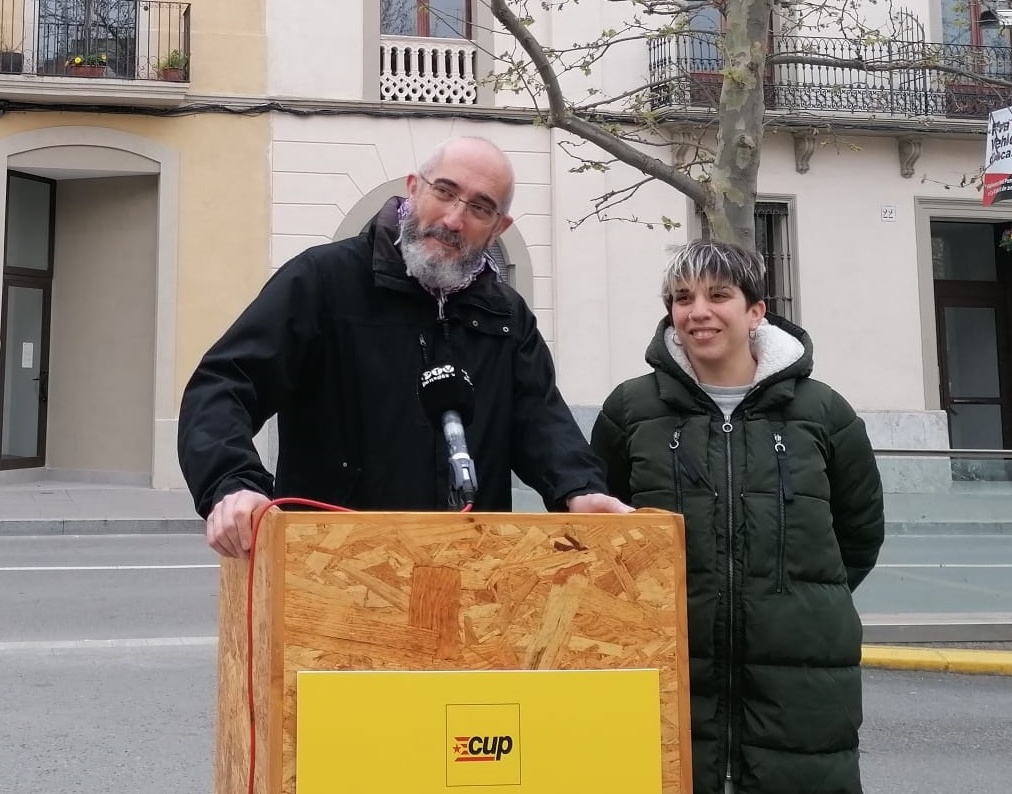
[669, 429, 706, 514]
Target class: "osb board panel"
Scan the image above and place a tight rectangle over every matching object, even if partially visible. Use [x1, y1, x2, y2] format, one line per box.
[215, 557, 247, 794]
[217, 510, 690, 794]
[215, 530, 285, 794]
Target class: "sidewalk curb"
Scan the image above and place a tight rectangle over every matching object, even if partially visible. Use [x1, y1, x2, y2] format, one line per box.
[862, 645, 1012, 676]
[0, 518, 204, 536]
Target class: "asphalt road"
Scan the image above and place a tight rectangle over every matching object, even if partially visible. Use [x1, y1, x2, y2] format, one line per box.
[861, 669, 1012, 792]
[1, 535, 217, 793]
[1, 533, 1010, 793]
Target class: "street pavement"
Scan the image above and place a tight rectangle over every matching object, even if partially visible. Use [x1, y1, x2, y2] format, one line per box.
[1, 479, 1011, 674]
[2, 534, 1011, 794]
[0, 480, 202, 535]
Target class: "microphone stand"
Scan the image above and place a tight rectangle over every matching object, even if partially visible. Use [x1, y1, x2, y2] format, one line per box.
[446, 451, 477, 510]
[441, 408, 477, 509]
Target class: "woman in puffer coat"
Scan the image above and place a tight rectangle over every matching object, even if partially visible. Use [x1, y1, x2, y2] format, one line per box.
[591, 240, 884, 794]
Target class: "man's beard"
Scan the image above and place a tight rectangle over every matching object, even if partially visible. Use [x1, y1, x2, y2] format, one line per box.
[399, 201, 488, 293]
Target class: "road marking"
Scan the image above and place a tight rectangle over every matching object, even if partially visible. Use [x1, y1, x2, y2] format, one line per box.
[0, 636, 217, 652]
[0, 564, 220, 572]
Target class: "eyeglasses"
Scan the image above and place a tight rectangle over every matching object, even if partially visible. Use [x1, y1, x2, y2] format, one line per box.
[418, 175, 502, 226]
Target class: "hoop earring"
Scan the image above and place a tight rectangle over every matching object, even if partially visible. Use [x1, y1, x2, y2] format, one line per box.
[749, 327, 758, 341]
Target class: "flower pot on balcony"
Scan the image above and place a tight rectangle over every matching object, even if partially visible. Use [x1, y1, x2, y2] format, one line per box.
[0, 51, 23, 74]
[159, 67, 186, 82]
[68, 64, 106, 78]
[156, 50, 189, 83]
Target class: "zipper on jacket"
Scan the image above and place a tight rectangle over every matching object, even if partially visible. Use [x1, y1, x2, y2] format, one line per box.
[670, 434, 684, 514]
[418, 332, 431, 366]
[773, 432, 795, 594]
[722, 415, 735, 787]
[669, 429, 705, 513]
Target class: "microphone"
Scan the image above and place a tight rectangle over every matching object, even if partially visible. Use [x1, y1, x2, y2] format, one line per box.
[418, 363, 478, 508]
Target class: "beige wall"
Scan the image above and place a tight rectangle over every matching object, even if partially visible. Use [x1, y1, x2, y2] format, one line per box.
[48, 176, 157, 474]
[167, 115, 273, 395]
[189, 0, 266, 95]
[1, 112, 270, 485]
[0, 0, 269, 485]
[0, 122, 271, 386]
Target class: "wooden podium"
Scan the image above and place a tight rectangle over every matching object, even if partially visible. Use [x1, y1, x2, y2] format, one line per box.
[215, 509, 692, 793]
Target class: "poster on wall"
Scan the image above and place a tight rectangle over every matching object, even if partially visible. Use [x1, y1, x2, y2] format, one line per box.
[983, 106, 1012, 206]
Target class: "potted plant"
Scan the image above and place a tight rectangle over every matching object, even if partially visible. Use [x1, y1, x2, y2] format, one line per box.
[65, 53, 108, 78]
[157, 49, 188, 82]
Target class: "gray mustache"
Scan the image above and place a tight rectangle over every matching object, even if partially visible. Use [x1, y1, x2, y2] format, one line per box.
[425, 227, 462, 249]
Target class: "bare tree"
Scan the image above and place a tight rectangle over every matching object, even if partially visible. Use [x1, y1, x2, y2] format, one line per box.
[485, 0, 1012, 247]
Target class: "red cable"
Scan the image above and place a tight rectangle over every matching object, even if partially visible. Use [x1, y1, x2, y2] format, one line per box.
[243, 496, 473, 794]
[245, 498, 352, 794]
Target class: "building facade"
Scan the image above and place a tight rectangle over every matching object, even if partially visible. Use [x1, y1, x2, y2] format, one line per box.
[0, 0, 270, 487]
[265, 0, 1012, 476]
[2, 0, 1009, 491]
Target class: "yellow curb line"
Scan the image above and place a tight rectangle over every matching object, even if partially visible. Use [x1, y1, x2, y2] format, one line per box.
[861, 645, 1012, 676]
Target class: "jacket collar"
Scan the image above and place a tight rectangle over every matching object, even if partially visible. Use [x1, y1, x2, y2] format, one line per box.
[367, 196, 512, 316]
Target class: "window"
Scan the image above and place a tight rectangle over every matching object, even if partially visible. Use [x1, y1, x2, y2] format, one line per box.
[754, 201, 795, 320]
[697, 200, 797, 321]
[685, 4, 722, 73]
[941, 0, 1008, 47]
[381, 0, 472, 39]
[37, 0, 138, 77]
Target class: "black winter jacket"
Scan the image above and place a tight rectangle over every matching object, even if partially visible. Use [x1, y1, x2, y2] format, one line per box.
[591, 314, 884, 794]
[178, 197, 606, 516]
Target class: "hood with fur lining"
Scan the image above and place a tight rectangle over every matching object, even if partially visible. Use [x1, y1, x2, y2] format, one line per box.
[645, 313, 813, 400]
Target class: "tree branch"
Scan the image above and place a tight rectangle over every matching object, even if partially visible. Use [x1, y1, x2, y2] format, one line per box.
[489, 0, 710, 207]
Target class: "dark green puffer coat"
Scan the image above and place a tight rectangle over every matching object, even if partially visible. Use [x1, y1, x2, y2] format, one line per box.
[591, 314, 884, 794]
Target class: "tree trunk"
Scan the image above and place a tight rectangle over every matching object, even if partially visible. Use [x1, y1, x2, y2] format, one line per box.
[705, 0, 772, 250]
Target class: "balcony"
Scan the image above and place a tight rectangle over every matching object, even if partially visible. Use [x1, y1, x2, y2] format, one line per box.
[647, 31, 1012, 121]
[0, 1, 191, 107]
[379, 34, 478, 105]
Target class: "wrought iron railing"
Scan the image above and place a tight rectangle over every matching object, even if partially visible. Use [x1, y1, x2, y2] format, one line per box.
[0, 1, 190, 82]
[648, 31, 1012, 120]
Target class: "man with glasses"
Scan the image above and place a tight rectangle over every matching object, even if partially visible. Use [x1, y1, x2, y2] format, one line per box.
[179, 136, 631, 557]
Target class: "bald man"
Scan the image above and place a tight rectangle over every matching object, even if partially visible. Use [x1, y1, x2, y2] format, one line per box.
[178, 136, 630, 557]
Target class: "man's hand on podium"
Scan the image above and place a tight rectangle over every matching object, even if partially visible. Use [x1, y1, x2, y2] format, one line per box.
[566, 493, 634, 513]
[207, 489, 270, 558]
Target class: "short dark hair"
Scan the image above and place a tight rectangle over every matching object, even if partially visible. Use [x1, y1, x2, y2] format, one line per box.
[661, 239, 766, 309]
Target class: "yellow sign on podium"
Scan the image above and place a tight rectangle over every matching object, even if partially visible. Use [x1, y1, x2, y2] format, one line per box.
[297, 669, 663, 793]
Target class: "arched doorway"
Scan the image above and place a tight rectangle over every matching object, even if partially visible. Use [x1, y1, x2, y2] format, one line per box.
[0, 127, 181, 486]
